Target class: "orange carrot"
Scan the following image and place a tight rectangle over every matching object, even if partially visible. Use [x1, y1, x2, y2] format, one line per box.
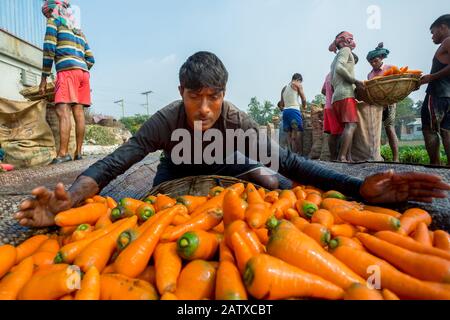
[60, 226, 78, 237]
[55, 203, 108, 227]
[215, 260, 248, 300]
[161, 292, 178, 300]
[320, 198, 360, 211]
[119, 197, 149, 214]
[270, 198, 292, 220]
[413, 222, 433, 247]
[70, 224, 94, 242]
[74, 216, 138, 272]
[175, 260, 217, 300]
[332, 245, 450, 300]
[154, 242, 182, 295]
[15, 235, 48, 264]
[18, 264, 81, 300]
[92, 195, 106, 204]
[0, 245, 17, 279]
[223, 190, 247, 226]
[294, 188, 307, 201]
[356, 233, 450, 283]
[177, 230, 220, 261]
[100, 274, 158, 300]
[301, 223, 331, 247]
[60, 295, 74, 300]
[161, 208, 223, 242]
[289, 216, 310, 231]
[0, 257, 34, 300]
[328, 236, 365, 252]
[267, 220, 364, 289]
[284, 208, 299, 220]
[102, 264, 116, 275]
[143, 195, 157, 205]
[176, 195, 208, 214]
[253, 228, 269, 246]
[311, 209, 334, 229]
[305, 192, 322, 207]
[343, 283, 384, 300]
[264, 191, 279, 204]
[95, 209, 112, 229]
[382, 289, 400, 300]
[36, 239, 60, 254]
[114, 205, 184, 278]
[210, 186, 225, 198]
[375, 231, 450, 261]
[219, 241, 235, 263]
[363, 205, 402, 219]
[322, 190, 346, 200]
[245, 184, 264, 205]
[154, 194, 177, 212]
[295, 200, 318, 219]
[246, 202, 272, 229]
[279, 190, 297, 208]
[75, 266, 100, 300]
[244, 254, 344, 300]
[105, 197, 118, 209]
[331, 224, 358, 238]
[137, 266, 156, 286]
[224, 220, 265, 255]
[257, 187, 266, 199]
[398, 208, 431, 236]
[55, 219, 127, 264]
[32, 251, 56, 269]
[231, 232, 256, 274]
[434, 231, 450, 251]
[212, 221, 225, 233]
[335, 209, 401, 232]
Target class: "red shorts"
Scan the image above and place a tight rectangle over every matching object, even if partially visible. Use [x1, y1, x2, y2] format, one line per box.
[332, 98, 359, 124]
[55, 69, 91, 106]
[323, 107, 344, 135]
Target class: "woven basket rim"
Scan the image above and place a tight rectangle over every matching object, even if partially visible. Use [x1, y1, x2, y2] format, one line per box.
[144, 175, 265, 199]
[365, 74, 421, 87]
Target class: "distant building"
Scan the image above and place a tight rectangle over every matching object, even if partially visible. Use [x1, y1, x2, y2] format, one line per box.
[0, 0, 46, 100]
[401, 118, 423, 141]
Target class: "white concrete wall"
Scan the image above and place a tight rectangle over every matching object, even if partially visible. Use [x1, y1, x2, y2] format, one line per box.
[0, 29, 45, 101]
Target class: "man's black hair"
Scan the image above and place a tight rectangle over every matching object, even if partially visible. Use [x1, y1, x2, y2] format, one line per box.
[430, 14, 450, 29]
[179, 51, 228, 92]
[292, 73, 303, 82]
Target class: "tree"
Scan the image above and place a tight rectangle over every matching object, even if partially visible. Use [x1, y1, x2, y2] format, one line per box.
[120, 114, 151, 134]
[395, 97, 416, 126]
[248, 97, 280, 126]
[311, 94, 326, 106]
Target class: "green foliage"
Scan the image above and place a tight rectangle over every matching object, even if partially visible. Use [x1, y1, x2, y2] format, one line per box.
[85, 125, 118, 146]
[120, 114, 151, 135]
[381, 145, 447, 165]
[311, 94, 326, 106]
[248, 97, 280, 126]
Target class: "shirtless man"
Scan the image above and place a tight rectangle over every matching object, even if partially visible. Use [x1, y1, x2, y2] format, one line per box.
[420, 14, 450, 166]
[279, 74, 307, 154]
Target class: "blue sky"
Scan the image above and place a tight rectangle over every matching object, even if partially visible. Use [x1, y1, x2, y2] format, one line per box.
[71, 0, 449, 118]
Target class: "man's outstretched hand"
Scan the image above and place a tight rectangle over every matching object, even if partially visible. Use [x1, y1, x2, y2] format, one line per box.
[14, 183, 73, 228]
[360, 170, 450, 204]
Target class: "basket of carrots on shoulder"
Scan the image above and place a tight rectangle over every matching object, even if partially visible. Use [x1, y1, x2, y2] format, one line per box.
[357, 66, 423, 106]
[0, 176, 449, 300]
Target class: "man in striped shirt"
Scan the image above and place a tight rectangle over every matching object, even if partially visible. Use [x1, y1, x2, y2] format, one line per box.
[39, 0, 95, 164]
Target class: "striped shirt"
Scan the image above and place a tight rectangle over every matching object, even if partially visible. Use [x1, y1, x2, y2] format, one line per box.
[42, 18, 95, 77]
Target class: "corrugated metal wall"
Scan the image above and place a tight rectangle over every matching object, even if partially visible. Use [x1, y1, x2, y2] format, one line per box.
[0, 0, 46, 48]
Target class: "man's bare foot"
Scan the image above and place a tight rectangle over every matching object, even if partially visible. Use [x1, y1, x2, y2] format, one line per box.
[14, 183, 72, 228]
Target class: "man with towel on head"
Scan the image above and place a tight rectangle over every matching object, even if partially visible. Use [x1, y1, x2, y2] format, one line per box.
[329, 31, 365, 162]
[367, 43, 400, 162]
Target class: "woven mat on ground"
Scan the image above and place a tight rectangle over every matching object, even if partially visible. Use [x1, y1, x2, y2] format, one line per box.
[1, 156, 449, 245]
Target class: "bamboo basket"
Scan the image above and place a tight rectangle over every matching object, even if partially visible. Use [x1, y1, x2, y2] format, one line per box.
[20, 82, 55, 102]
[144, 175, 264, 199]
[356, 74, 421, 106]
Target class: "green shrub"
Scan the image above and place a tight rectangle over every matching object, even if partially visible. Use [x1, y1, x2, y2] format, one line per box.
[85, 125, 118, 146]
[381, 145, 447, 165]
[120, 114, 151, 135]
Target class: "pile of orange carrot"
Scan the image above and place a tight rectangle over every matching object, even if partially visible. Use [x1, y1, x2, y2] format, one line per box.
[0, 183, 449, 300]
[369, 66, 423, 81]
